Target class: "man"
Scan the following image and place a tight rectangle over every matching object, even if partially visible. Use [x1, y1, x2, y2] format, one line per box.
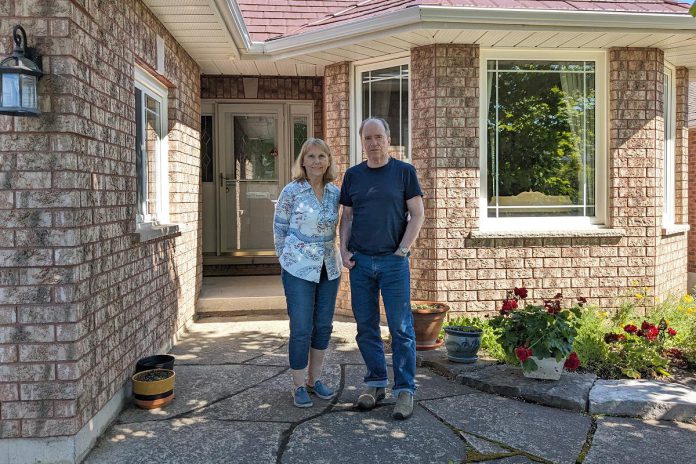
[339, 117, 425, 420]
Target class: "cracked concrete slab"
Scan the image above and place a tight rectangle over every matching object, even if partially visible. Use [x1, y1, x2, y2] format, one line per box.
[583, 417, 696, 464]
[85, 417, 289, 464]
[118, 365, 285, 423]
[421, 392, 591, 464]
[281, 405, 467, 464]
[189, 360, 340, 423]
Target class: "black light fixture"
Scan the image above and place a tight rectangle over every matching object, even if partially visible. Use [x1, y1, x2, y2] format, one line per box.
[0, 25, 43, 117]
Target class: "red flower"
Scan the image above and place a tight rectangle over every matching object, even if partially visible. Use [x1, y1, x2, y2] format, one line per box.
[500, 299, 518, 315]
[641, 321, 651, 330]
[644, 326, 659, 341]
[514, 287, 528, 299]
[604, 333, 622, 344]
[545, 300, 560, 315]
[623, 324, 638, 334]
[564, 352, 580, 371]
[514, 346, 533, 362]
[668, 328, 677, 337]
[665, 347, 684, 359]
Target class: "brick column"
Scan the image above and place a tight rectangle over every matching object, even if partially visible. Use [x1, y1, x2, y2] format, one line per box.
[689, 127, 696, 288]
[323, 62, 352, 316]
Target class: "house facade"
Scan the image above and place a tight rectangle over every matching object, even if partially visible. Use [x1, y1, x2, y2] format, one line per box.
[1, 0, 696, 461]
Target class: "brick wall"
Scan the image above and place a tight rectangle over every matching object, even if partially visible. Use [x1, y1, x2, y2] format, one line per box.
[322, 62, 352, 317]
[200, 76, 323, 139]
[325, 46, 686, 318]
[656, 66, 689, 298]
[0, 0, 200, 440]
[690, 127, 696, 276]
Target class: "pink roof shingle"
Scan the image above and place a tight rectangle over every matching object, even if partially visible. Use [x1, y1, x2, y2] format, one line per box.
[237, 0, 692, 42]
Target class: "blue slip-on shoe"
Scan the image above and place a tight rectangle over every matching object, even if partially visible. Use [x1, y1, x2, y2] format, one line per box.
[306, 380, 335, 400]
[292, 386, 313, 408]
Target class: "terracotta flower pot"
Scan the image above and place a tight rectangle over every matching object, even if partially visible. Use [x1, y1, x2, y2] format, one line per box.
[411, 301, 449, 351]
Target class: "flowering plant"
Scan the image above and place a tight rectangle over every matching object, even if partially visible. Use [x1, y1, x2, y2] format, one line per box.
[490, 288, 584, 374]
[602, 317, 677, 378]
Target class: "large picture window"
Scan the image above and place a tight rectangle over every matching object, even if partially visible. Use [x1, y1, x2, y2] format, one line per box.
[135, 68, 169, 225]
[354, 57, 409, 164]
[481, 51, 606, 227]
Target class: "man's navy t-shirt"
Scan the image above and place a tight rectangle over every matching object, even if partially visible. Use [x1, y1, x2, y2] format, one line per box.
[339, 157, 423, 256]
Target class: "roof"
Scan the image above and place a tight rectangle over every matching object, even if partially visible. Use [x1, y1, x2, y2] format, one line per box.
[237, 0, 692, 42]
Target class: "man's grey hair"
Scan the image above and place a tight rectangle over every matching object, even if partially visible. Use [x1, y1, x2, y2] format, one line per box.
[359, 117, 390, 138]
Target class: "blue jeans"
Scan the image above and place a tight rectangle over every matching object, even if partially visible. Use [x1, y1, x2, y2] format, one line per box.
[281, 267, 340, 370]
[349, 252, 416, 396]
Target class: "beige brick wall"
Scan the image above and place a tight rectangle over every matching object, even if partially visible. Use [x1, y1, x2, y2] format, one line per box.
[0, 0, 200, 439]
[690, 127, 696, 276]
[200, 76, 324, 139]
[328, 46, 688, 319]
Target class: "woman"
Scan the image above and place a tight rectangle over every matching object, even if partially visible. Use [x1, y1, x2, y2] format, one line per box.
[273, 138, 342, 408]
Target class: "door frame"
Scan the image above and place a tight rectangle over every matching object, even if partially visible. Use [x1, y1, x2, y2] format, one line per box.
[201, 99, 314, 258]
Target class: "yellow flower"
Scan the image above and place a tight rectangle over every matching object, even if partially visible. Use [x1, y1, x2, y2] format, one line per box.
[683, 295, 694, 304]
[598, 311, 608, 320]
[688, 308, 695, 315]
[635, 293, 644, 300]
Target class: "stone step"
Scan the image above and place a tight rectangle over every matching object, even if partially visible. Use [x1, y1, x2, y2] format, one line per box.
[196, 275, 286, 315]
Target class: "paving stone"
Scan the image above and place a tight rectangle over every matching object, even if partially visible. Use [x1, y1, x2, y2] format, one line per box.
[590, 379, 696, 421]
[118, 365, 284, 423]
[281, 405, 467, 464]
[85, 417, 289, 464]
[417, 348, 499, 379]
[584, 417, 696, 464]
[460, 431, 513, 455]
[456, 364, 596, 412]
[170, 324, 287, 365]
[421, 393, 591, 464]
[190, 359, 340, 423]
[484, 457, 535, 464]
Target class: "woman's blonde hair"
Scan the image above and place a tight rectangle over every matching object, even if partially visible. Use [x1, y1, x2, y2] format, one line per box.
[291, 138, 338, 184]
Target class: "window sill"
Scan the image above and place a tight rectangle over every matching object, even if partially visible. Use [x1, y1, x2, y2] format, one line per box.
[469, 228, 625, 239]
[135, 223, 181, 243]
[661, 224, 690, 237]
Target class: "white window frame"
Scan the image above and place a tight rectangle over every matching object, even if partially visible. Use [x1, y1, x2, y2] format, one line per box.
[662, 62, 676, 227]
[351, 53, 411, 166]
[134, 66, 169, 226]
[479, 49, 608, 231]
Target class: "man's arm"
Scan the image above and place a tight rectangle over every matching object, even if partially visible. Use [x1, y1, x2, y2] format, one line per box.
[339, 205, 355, 269]
[395, 195, 425, 256]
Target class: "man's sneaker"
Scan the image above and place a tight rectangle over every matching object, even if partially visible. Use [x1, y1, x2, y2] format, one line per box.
[306, 380, 335, 400]
[392, 391, 413, 420]
[292, 386, 313, 408]
[355, 387, 386, 411]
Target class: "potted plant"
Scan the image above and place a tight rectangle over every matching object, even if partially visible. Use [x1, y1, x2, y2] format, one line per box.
[490, 287, 584, 380]
[411, 301, 449, 351]
[443, 325, 483, 363]
[131, 368, 176, 409]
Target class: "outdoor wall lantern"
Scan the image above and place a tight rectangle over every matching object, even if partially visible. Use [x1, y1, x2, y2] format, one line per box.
[0, 25, 43, 117]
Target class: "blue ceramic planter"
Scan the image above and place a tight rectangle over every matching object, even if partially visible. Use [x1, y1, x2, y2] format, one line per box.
[443, 326, 483, 363]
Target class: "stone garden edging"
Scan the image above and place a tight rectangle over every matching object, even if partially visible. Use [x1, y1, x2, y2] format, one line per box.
[417, 349, 696, 422]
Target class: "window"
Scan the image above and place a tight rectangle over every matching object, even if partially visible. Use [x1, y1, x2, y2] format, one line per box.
[480, 50, 606, 229]
[134, 67, 169, 225]
[353, 57, 410, 164]
[663, 64, 676, 227]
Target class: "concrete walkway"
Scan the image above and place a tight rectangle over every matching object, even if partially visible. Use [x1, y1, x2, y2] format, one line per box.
[85, 319, 696, 464]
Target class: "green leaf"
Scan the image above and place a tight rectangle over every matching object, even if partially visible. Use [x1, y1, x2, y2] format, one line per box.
[621, 368, 641, 379]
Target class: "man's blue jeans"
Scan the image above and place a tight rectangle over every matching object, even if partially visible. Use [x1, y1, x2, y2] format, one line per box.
[349, 252, 416, 396]
[281, 268, 340, 370]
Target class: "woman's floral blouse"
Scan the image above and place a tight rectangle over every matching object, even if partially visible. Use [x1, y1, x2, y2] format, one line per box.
[273, 180, 342, 282]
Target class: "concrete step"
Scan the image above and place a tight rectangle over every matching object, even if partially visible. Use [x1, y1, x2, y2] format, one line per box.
[196, 275, 286, 316]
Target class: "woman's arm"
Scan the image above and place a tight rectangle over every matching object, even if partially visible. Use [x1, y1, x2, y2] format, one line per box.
[273, 187, 292, 257]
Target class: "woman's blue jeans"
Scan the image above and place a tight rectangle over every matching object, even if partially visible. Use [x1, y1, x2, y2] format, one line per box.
[281, 267, 340, 370]
[349, 252, 416, 396]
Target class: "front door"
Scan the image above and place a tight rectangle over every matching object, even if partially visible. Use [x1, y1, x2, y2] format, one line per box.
[218, 103, 286, 254]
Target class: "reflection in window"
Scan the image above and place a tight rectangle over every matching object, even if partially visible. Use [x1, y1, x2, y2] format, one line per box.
[293, 116, 308, 159]
[486, 60, 596, 217]
[361, 64, 409, 161]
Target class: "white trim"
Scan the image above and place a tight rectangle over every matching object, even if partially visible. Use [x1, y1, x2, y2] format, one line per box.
[663, 61, 677, 227]
[478, 49, 608, 231]
[210, 0, 251, 56]
[135, 66, 170, 226]
[351, 54, 411, 166]
[242, 6, 696, 60]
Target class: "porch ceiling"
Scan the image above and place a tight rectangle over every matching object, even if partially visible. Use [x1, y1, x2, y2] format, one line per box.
[144, 2, 696, 76]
